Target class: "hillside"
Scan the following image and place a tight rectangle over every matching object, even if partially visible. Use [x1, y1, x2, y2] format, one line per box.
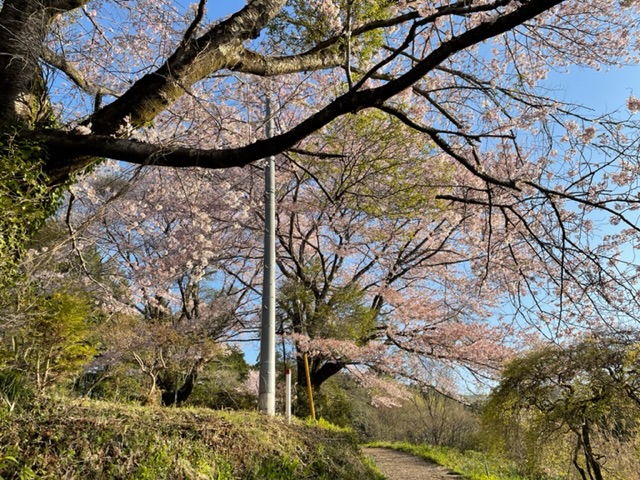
[0, 399, 383, 479]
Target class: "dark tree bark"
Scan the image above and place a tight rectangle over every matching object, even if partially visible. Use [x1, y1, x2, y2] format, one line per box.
[0, 1, 53, 126]
[294, 354, 345, 418]
[296, 355, 345, 391]
[573, 444, 589, 480]
[158, 363, 202, 407]
[581, 419, 604, 480]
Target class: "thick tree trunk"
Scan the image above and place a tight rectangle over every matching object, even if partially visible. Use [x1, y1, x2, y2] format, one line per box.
[294, 355, 345, 417]
[295, 355, 344, 391]
[0, 1, 55, 127]
[581, 420, 603, 480]
[158, 363, 201, 407]
[296, 350, 345, 390]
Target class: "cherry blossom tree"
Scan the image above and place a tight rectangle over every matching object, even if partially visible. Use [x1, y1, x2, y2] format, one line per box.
[267, 111, 512, 392]
[3, 0, 640, 397]
[63, 163, 259, 404]
[69, 164, 255, 319]
[66, 110, 512, 400]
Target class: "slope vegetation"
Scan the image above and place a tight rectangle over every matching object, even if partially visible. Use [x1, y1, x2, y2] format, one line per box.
[0, 399, 382, 479]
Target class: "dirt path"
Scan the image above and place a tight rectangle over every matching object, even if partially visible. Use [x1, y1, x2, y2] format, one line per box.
[362, 447, 465, 480]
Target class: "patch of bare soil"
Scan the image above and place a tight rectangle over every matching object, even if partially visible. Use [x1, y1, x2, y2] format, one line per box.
[362, 447, 466, 480]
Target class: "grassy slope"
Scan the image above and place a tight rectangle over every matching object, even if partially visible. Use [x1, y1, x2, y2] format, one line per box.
[0, 399, 383, 479]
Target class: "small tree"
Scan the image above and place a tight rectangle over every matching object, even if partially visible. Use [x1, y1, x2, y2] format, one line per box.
[1, 291, 97, 395]
[484, 332, 640, 480]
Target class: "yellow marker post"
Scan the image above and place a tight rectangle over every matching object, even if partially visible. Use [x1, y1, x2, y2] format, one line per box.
[303, 353, 316, 421]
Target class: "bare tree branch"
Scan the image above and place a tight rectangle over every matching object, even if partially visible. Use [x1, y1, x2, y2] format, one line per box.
[41, 47, 118, 97]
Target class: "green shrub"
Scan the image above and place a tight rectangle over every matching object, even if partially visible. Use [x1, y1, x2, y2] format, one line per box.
[0, 133, 62, 285]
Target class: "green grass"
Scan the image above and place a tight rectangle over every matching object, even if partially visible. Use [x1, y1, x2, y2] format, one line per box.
[365, 441, 530, 480]
[0, 398, 384, 479]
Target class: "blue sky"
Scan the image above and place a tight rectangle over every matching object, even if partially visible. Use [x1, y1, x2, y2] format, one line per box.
[205, 1, 245, 19]
[547, 65, 640, 113]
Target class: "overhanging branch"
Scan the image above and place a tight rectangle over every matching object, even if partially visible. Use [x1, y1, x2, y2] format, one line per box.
[32, 0, 563, 179]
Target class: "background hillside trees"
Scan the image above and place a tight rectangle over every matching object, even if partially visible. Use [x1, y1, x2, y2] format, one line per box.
[484, 332, 640, 480]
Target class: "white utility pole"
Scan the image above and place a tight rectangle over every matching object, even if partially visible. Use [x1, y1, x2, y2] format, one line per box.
[258, 97, 276, 415]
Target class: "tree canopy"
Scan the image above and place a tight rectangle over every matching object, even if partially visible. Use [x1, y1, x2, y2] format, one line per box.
[485, 332, 640, 479]
[3, 0, 640, 395]
[2, 1, 637, 178]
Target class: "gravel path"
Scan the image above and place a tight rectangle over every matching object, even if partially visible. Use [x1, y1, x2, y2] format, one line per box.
[362, 447, 465, 480]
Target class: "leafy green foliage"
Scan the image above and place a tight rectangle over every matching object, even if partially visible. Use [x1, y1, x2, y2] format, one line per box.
[268, 0, 393, 59]
[0, 369, 33, 412]
[278, 276, 377, 343]
[75, 363, 149, 405]
[75, 342, 257, 410]
[483, 333, 640, 479]
[297, 110, 449, 222]
[0, 218, 109, 408]
[1, 290, 98, 396]
[0, 133, 61, 285]
[290, 371, 482, 453]
[309, 375, 357, 427]
[185, 348, 257, 410]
